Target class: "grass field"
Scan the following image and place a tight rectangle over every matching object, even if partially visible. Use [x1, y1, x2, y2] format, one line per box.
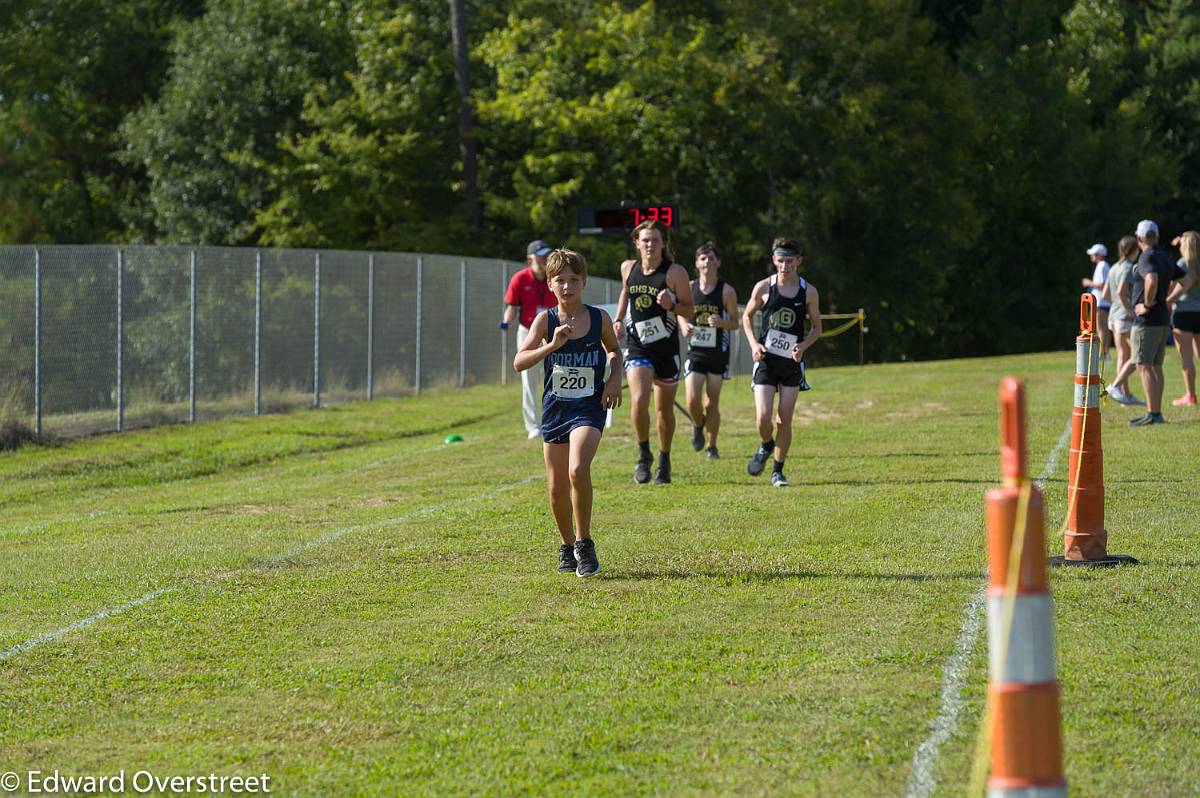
[1, 350, 1198, 797]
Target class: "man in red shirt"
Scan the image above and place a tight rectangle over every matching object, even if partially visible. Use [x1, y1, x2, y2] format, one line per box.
[503, 240, 556, 437]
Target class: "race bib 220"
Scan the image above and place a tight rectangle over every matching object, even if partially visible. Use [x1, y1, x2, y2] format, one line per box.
[552, 365, 595, 399]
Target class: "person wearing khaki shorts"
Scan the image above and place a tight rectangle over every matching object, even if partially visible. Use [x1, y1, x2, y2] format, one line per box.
[1128, 219, 1191, 426]
[1131, 324, 1170, 366]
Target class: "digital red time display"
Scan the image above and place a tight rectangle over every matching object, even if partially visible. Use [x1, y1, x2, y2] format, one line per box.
[577, 204, 679, 234]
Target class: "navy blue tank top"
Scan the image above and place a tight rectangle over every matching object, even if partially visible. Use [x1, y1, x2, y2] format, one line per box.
[542, 305, 606, 422]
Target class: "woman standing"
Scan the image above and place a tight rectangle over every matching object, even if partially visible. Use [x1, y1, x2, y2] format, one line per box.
[1103, 236, 1143, 405]
[1168, 231, 1200, 406]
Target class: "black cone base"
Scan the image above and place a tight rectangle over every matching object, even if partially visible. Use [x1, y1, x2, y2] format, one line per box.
[1048, 554, 1140, 568]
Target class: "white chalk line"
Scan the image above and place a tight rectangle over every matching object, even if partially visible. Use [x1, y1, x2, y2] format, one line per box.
[0, 471, 543, 665]
[903, 419, 1071, 798]
[0, 588, 168, 664]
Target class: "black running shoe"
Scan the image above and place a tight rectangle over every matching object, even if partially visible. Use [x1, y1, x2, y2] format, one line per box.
[691, 425, 705, 451]
[634, 456, 652, 483]
[558, 544, 577, 573]
[655, 459, 672, 484]
[574, 538, 600, 577]
[706, 446, 719, 461]
[771, 470, 789, 487]
[747, 445, 770, 476]
[1129, 412, 1165, 427]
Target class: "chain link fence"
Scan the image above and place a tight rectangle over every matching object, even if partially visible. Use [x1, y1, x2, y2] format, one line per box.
[0, 246, 767, 442]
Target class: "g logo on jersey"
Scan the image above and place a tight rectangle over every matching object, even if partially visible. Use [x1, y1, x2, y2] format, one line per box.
[769, 308, 796, 329]
[635, 294, 654, 311]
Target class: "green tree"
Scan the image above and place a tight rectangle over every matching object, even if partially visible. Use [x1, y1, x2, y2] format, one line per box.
[477, 0, 981, 360]
[946, 0, 1174, 355]
[122, 0, 356, 245]
[0, 0, 201, 244]
[253, 0, 469, 252]
[1136, 0, 1200, 232]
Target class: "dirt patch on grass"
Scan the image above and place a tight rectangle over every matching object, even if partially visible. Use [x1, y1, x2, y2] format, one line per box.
[795, 404, 839, 425]
[211, 504, 276, 515]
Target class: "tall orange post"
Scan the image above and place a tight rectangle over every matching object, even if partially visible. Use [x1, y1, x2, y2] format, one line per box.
[1052, 294, 1138, 567]
[986, 377, 1067, 798]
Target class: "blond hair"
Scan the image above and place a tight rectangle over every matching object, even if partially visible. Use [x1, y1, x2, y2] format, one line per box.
[545, 248, 587, 281]
[1181, 231, 1200, 271]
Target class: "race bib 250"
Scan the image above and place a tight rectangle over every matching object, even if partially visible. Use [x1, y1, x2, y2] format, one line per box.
[765, 329, 798, 358]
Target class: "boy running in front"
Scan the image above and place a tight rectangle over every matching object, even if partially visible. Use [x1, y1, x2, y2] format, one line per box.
[741, 237, 822, 487]
[678, 241, 740, 460]
[513, 249, 623, 577]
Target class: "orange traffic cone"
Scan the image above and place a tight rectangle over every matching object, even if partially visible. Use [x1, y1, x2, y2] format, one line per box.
[1051, 294, 1138, 567]
[985, 377, 1066, 798]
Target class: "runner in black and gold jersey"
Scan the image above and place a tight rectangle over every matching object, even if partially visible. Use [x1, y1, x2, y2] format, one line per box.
[741, 237, 822, 487]
[679, 241, 739, 460]
[613, 220, 694, 484]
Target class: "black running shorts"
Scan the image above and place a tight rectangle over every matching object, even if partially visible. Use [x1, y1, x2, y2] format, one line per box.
[751, 356, 809, 390]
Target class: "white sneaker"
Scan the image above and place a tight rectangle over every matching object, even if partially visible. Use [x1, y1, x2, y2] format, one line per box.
[1108, 387, 1142, 406]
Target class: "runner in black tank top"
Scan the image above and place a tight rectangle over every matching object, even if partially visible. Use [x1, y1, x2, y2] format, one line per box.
[740, 238, 822, 488]
[687, 278, 731, 375]
[754, 274, 810, 390]
[681, 241, 739, 460]
[624, 258, 681, 374]
[614, 220, 694, 484]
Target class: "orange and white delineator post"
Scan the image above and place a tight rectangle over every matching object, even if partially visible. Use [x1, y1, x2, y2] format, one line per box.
[1054, 295, 1137, 567]
[985, 377, 1066, 798]
[1063, 294, 1107, 560]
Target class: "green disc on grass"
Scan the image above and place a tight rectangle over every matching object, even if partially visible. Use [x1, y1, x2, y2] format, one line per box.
[444, 434, 464, 444]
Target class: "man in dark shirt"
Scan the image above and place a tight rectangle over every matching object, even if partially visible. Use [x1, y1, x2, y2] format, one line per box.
[1129, 219, 1192, 426]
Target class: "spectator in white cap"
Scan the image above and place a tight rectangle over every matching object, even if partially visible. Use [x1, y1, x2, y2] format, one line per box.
[503, 240, 557, 438]
[1128, 219, 1192, 425]
[1082, 243, 1112, 359]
